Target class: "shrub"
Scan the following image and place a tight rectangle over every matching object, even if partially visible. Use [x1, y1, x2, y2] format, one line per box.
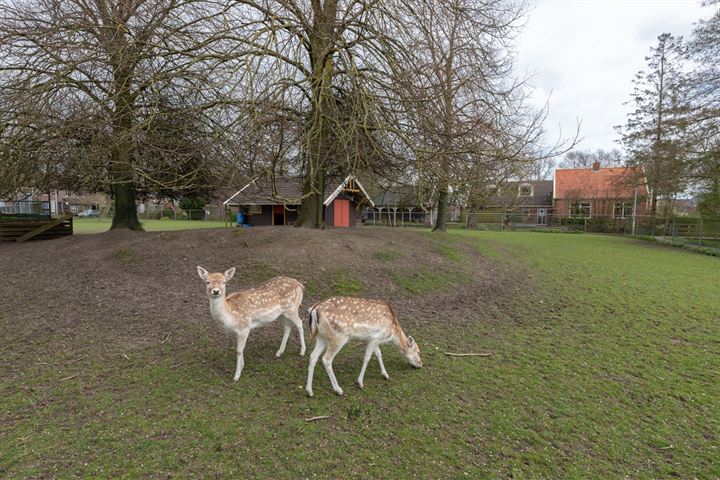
[179, 196, 207, 220]
[560, 217, 586, 226]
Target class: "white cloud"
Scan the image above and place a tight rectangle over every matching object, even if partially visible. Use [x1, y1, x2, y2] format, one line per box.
[516, 0, 711, 151]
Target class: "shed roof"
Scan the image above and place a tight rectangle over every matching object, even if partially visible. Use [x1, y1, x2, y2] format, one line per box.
[224, 175, 374, 207]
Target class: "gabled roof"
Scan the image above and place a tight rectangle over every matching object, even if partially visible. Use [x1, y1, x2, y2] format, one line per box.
[554, 166, 648, 199]
[486, 180, 553, 207]
[323, 175, 374, 207]
[224, 175, 374, 207]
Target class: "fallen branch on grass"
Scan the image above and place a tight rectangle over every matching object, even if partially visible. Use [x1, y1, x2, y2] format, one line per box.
[67, 354, 88, 364]
[60, 373, 80, 381]
[305, 416, 330, 422]
[444, 352, 492, 357]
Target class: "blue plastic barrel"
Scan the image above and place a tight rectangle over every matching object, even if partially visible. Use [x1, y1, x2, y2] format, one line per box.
[237, 212, 245, 225]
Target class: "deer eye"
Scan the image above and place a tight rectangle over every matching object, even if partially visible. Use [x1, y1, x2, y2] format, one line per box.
[206, 281, 210, 285]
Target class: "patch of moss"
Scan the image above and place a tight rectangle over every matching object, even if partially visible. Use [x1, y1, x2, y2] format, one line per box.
[388, 268, 468, 294]
[307, 268, 364, 297]
[114, 247, 135, 264]
[373, 250, 400, 261]
[436, 243, 464, 262]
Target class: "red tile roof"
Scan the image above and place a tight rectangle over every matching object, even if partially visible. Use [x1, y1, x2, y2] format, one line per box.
[554, 166, 648, 199]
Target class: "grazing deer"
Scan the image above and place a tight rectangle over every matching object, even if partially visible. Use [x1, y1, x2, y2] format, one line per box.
[196, 267, 306, 382]
[305, 296, 422, 397]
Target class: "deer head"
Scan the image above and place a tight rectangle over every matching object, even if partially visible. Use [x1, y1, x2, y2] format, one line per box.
[402, 335, 422, 368]
[197, 266, 236, 298]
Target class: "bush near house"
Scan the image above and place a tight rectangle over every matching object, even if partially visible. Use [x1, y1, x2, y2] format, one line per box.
[179, 196, 206, 220]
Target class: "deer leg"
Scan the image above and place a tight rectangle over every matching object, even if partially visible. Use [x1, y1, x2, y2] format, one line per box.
[276, 320, 291, 357]
[306, 338, 326, 397]
[374, 347, 390, 380]
[286, 310, 306, 356]
[234, 330, 250, 382]
[322, 339, 348, 396]
[356, 341, 379, 389]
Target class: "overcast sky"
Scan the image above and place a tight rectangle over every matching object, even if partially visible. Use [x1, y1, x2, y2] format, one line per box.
[516, 0, 712, 153]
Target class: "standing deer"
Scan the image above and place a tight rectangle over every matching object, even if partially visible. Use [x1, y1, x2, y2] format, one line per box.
[196, 267, 306, 381]
[306, 296, 422, 397]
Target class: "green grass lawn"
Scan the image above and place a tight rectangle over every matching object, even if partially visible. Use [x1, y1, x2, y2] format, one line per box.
[2, 231, 718, 478]
[73, 217, 228, 234]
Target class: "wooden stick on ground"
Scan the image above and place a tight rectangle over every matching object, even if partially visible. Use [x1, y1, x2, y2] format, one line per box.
[445, 352, 492, 357]
[67, 354, 88, 364]
[305, 416, 331, 422]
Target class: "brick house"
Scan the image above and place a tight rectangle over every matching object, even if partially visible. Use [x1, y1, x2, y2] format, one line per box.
[223, 175, 374, 227]
[553, 162, 649, 218]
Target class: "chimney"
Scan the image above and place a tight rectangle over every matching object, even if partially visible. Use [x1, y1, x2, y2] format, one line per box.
[592, 161, 601, 171]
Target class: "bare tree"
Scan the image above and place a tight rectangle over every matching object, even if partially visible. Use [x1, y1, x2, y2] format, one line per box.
[221, 0, 407, 228]
[686, 0, 720, 193]
[390, 0, 573, 231]
[559, 149, 624, 169]
[0, 0, 233, 228]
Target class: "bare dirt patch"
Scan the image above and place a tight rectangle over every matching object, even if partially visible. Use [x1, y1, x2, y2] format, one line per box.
[1, 227, 513, 383]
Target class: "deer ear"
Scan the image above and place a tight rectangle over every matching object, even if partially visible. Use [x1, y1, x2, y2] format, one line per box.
[407, 335, 415, 347]
[224, 267, 236, 281]
[197, 266, 208, 280]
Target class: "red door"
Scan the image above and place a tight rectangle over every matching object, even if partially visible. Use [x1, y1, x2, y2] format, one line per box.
[273, 205, 285, 225]
[333, 199, 350, 227]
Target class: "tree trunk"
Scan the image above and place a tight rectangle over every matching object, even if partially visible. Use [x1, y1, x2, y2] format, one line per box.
[111, 181, 142, 230]
[109, 66, 141, 230]
[467, 203, 478, 229]
[650, 191, 658, 218]
[433, 186, 448, 232]
[296, 170, 325, 228]
[296, 2, 337, 229]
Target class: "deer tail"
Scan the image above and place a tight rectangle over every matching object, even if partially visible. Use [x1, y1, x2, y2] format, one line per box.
[308, 303, 320, 341]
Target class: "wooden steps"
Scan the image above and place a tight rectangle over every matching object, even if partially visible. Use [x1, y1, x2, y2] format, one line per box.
[0, 215, 73, 243]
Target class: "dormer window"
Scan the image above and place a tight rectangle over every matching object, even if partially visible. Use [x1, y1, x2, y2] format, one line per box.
[518, 184, 533, 197]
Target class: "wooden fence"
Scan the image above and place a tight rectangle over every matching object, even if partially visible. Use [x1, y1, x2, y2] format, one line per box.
[0, 214, 73, 243]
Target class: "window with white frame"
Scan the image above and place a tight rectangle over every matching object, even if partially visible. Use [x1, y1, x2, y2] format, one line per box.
[614, 202, 633, 219]
[518, 184, 533, 197]
[569, 202, 592, 218]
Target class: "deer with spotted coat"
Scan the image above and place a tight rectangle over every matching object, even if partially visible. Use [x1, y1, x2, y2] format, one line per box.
[306, 296, 422, 397]
[197, 267, 306, 382]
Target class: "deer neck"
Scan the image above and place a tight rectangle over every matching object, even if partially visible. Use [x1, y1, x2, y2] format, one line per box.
[392, 325, 409, 351]
[208, 294, 229, 320]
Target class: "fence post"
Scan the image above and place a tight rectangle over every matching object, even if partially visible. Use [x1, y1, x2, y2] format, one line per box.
[584, 217, 587, 232]
[672, 218, 677, 244]
[699, 217, 703, 247]
[651, 215, 656, 237]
